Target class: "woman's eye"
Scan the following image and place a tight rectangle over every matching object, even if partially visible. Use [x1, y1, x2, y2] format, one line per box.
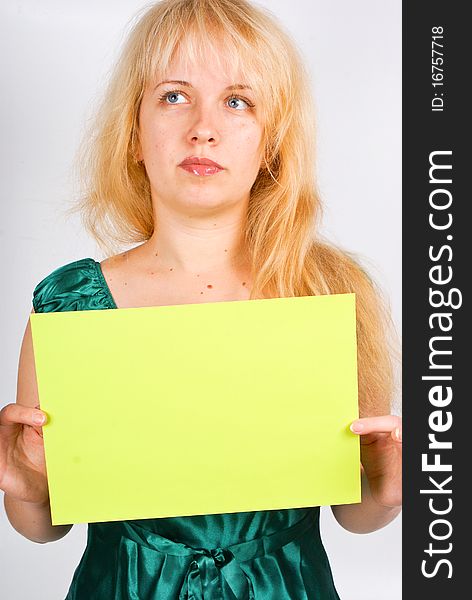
[160, 91, 186, 104]
[227, 96, 252, 110]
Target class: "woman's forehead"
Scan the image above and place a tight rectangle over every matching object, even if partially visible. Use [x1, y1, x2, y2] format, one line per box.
[167, 42, 242, 79]
[142, 25, 278, 106]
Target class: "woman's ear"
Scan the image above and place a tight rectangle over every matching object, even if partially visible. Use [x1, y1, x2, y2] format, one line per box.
[135, 129, 143, 161]
[131, 129, 144, 164]
[132, 151, 144, 165]
[130, 108, 144, 163]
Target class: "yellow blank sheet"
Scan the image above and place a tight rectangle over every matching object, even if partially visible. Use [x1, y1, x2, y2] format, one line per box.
[30, 293, 360, 525]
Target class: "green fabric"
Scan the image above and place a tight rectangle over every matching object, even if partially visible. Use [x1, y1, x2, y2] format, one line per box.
[32, 258, 341, 600]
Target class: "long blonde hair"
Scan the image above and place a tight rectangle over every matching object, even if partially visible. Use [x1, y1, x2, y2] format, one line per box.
[69, 0, 399, 417]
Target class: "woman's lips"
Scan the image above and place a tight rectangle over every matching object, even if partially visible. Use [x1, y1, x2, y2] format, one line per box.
[179, 164, 224, 176]
[178, 156, 224, 177]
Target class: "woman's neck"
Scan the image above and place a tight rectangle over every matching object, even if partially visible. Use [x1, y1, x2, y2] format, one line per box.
[141, 202, 251, 276]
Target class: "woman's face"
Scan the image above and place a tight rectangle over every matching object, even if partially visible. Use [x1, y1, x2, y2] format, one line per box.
[137, 44, 264, 216]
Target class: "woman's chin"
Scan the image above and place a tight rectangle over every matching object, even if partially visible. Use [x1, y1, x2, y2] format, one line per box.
[172, 195, 235, 215]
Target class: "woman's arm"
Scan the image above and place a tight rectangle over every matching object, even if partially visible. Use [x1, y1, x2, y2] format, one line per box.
[331, 415, 402, 534]
[331, 466, 401, 534]
[4, 495, 72, 544]
[3, 310, 73, 543]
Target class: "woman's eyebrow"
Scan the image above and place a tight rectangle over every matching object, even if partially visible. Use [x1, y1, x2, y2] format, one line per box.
[153, 80, 252, 92]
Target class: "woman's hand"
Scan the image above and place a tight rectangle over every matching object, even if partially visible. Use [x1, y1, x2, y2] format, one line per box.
[0, 403, 49, 506]
[350, 415, 402, 508]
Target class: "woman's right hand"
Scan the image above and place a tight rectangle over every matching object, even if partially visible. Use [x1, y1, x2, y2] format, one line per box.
[0, 403, 49, 507]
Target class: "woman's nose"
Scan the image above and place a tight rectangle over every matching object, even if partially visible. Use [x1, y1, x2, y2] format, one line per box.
[187, 107, 220, 146]
[187, 126, 219, 145]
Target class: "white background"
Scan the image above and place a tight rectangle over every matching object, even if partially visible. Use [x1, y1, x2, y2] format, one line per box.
[0, 1, 401, 599]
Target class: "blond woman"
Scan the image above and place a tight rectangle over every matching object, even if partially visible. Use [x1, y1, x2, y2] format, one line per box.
[1, 1, 401, 598]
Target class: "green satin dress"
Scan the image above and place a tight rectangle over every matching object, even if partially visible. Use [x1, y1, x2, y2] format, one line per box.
[32, 258, 341, 600]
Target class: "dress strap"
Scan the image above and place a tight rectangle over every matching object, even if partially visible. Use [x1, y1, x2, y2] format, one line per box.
[32, 258, 115, 313]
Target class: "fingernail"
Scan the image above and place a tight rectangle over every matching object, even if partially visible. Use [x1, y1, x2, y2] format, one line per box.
[33, 412, 45, 425]
[350, 422, 364, 433]
[395, 427, 402, 441]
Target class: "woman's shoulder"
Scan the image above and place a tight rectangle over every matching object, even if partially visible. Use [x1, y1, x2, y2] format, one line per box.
[32, 257, 115, 313]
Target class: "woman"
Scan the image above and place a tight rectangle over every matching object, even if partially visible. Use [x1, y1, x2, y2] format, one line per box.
[1, 0, 401, 598]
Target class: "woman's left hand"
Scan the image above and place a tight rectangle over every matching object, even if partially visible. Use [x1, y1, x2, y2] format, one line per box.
[350, 415, 402, 508]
